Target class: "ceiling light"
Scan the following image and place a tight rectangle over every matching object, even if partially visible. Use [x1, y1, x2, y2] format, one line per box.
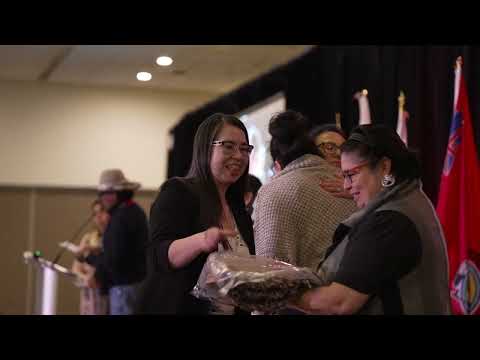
[156, 56, 173, 66]
[136, 72, 152, 81]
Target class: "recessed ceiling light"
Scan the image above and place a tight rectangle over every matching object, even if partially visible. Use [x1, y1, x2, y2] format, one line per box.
[156, 56, 173, 66]
[136, 72, 152, 81]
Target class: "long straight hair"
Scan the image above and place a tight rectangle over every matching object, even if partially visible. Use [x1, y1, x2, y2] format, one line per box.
[186, 113, 250, 226]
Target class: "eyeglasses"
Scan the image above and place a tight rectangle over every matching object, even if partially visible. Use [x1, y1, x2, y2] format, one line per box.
[342, 161, 370, 184]
[212, 140, 254, 156]
[317, 142, 341, 155]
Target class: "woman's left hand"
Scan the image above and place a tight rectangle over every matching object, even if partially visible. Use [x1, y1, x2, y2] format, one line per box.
[320, 175, 352, 199]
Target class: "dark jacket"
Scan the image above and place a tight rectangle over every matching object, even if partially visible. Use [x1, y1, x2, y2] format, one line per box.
[135, 177, 255, 314]
[87, 200, 148, 291]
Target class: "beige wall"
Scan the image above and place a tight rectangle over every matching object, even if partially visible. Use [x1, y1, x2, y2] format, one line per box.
[1, 189, 30, 315]
[0, 186, 157, 315]
[0, 80, 217, 190]
[0, 79, 217, 314]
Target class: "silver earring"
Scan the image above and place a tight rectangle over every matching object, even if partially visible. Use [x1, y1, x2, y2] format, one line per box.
[382, 174, 396, 188]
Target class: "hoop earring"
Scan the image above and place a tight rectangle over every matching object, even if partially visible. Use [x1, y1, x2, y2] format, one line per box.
[382, 174, 396, 188]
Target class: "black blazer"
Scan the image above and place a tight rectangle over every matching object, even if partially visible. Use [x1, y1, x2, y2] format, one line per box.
[135, 177, 255, 314]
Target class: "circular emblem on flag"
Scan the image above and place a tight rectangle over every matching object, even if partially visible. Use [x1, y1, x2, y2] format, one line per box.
[451, 260, 480, 315]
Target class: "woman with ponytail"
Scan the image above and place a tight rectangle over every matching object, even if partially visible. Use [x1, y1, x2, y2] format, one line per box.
[253, 110, 356, 271]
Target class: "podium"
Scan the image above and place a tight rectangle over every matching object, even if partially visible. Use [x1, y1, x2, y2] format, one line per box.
[24, 251, 79, 315]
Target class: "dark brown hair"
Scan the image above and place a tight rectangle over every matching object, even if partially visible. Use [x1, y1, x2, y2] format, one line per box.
[269, 110, 319, 168]
[187, 113, 250, 224]
[341, 124, 421, 183]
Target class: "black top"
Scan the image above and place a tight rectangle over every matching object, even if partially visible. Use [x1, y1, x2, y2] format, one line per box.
[135, 177, 255, 314]
[86, 200, 148, 290]
[326, 210, 422, 314]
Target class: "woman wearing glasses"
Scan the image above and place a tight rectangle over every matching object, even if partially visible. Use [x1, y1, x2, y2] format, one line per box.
[135, 114, 255, 314]
[309, 124, 352, 199]
[292, 125, 450, 314]
[310, 124, 346, 167]
[253, 110, 356, 273]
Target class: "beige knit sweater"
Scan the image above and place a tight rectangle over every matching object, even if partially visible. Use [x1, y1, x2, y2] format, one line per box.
[253, 154, 357, 270]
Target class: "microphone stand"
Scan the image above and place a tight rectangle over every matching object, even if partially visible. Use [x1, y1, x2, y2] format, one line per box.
[51, 213, 95, 266]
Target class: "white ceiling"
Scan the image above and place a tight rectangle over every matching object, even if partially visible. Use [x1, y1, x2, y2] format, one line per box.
[0, 45, 314, 94]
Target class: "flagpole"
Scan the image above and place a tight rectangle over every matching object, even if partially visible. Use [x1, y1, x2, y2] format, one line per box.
[398, 90, 405, 125]
[354, 89, 371, 125]
[335, 112, 342, 130]
[396, 91, 408, 145]
[455, 56, 463, 69]
[453, 56, 462, 111]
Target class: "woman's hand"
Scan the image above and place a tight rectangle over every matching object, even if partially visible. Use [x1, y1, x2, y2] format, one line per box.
[168, 227, 238, 269]
[320, 175, 352, 199]
[288, 289, 316, 314]
[288, 283, 369, 315]
[201, 227, 238, 253]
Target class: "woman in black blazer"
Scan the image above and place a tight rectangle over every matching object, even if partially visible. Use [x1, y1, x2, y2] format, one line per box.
[136, 114, 255, 314]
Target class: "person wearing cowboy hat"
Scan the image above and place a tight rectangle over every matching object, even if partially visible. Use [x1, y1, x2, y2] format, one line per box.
[79, 169, 148, 315]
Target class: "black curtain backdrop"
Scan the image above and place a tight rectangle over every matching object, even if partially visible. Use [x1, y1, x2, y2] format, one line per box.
[167, 46, 480, 205]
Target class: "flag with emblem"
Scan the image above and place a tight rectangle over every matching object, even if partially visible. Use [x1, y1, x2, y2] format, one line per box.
[436, 57, 480, 315]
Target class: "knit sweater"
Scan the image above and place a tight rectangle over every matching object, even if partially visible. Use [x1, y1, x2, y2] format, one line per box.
[253, 154, 357, 270]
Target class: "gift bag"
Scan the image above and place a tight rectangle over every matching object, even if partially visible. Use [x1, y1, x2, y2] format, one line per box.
[191, 252, 324, 313]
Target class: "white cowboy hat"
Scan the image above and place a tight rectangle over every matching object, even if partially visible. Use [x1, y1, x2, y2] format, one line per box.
[97, 169, 141, 192]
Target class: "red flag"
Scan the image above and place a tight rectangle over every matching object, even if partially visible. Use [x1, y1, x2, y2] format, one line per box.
[436, 57, 480, 315]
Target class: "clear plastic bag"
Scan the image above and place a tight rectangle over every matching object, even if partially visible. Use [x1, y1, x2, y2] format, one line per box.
[191, 252, 325, 313]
